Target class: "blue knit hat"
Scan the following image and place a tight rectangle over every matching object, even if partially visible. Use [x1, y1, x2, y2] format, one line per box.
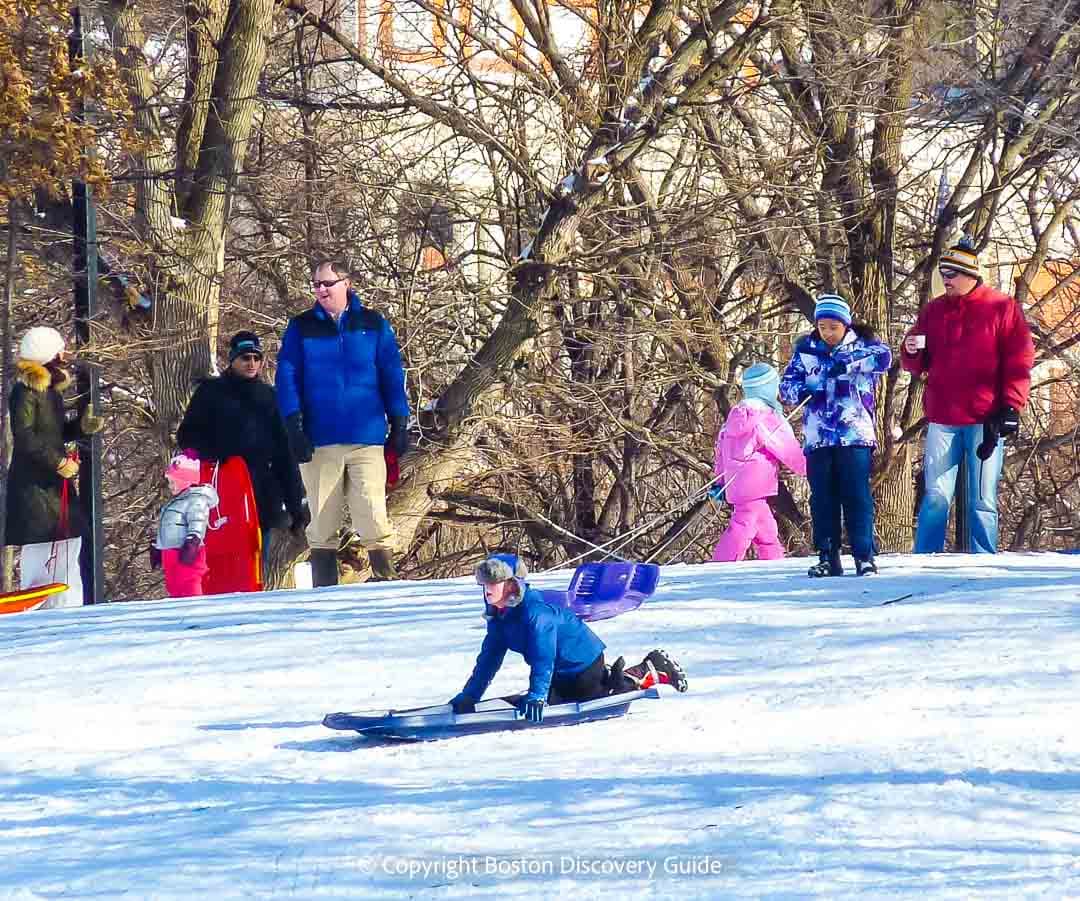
[814, 294, 852, 326]
[741, 363, 781, 412]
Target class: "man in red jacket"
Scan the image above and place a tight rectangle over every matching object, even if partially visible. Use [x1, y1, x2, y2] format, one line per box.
[901, 237, 1034, 553]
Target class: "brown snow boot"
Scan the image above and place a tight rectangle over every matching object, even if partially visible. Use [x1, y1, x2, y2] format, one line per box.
[368, 548, 398, 582]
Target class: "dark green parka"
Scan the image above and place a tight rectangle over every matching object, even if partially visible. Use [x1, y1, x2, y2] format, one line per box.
[4, 360, 87, 546]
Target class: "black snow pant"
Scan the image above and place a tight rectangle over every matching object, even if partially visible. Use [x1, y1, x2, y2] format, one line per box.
[547, 654, 609, 704]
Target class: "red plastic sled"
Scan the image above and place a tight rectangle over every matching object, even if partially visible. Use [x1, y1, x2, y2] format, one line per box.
[0, 582, 68, 615]
[200, 457, 262, 594]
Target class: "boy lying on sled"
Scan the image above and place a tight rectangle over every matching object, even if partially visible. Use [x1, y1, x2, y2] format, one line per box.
[449, 553, 688, 723]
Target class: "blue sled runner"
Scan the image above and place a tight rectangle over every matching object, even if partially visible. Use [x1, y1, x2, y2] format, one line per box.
[323, 686, 662, 741]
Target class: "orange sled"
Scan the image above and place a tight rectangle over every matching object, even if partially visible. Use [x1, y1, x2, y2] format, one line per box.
[0, 582, 68, 615]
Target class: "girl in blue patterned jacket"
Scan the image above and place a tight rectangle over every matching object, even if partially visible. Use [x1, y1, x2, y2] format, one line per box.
[779, 295, 892, 577]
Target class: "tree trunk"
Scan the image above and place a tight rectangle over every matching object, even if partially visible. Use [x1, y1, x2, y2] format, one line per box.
[106, 0, 275, 438]
[860, 0, 919, 552]
[388, 426, 484, 555]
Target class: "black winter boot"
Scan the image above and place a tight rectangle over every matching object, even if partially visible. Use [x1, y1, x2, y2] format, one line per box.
[855, 557, 878, 576]
[623, 650, 689, 693]
[368, 548, 397, 582]
[808, 548, 843, 578]
[645, 649, 688, 692]
[310, 548, 339, 587]
[607, 656, 628, 694]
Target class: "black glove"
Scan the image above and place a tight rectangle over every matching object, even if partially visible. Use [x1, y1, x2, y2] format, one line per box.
[976, 418, 1000, 461]
[285, 413, 314, 464]
[824, 357, 848, 378]
[449, 693, 476, 714]
[388, 416, 410, 457]
[518, 696, 545, 724]
[290, 503, 311, 536]
[149, 545, 162, 571]
[995, 405, 1020, 438]
[798, 387, 826, 406]
[179, 535, 202, 565]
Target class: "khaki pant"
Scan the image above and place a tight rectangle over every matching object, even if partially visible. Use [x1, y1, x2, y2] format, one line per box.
[301, 444, 394, 551]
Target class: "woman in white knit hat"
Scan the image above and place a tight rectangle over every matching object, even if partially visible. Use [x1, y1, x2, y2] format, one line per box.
[5, 326, 103, 608]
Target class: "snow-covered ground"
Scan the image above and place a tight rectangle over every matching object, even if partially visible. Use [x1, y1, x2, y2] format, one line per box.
[3, 552, 1080, 899]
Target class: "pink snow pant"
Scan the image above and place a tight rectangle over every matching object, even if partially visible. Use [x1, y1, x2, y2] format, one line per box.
[162, 546, 209, 598]
[712, 498, 784, 562]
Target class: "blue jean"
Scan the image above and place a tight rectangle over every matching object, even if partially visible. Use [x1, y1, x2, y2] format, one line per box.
[914, 423, 1003, 554]
[806, 445, 876, 560]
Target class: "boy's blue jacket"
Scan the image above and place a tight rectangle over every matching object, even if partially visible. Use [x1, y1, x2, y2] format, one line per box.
[778, 327, 891, 453]
[461, 587, 606, 703]
[275, 292, 410, 448]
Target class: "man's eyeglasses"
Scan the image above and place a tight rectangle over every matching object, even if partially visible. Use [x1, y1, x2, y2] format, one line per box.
[236, 353, 263, 363]
[938, 267, 962, 280]
[313, 278, 346, 290]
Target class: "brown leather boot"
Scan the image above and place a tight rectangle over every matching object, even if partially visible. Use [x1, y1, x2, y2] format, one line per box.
[368, 548, 397, 582]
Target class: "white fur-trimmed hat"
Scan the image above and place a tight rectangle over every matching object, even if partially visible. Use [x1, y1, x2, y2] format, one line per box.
[475, 553, 528, 616]
[19, 327, 66, 364]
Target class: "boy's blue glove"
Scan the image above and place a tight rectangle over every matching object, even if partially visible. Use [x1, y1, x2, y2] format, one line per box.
[707, 484, 725, 502]
[449, 693, 475, 714]
[519, 696, 545, 724]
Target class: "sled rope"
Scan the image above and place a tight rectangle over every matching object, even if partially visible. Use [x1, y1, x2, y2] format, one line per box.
[655, 350, 879, 565]
[46, 473, 72, 581]
[207, 461, 230, 530]
[541, 393, 813, 574]
[644, 393, 813, 565]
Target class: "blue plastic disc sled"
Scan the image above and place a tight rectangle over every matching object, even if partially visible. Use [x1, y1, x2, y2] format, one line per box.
[323, 686, 661, 741]
[540, 561, 660, 621]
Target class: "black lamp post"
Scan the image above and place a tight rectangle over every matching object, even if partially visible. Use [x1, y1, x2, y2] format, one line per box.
[69, 2, 105, 604]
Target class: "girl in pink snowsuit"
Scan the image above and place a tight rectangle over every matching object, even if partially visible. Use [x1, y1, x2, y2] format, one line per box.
[712, 363, 807, 562]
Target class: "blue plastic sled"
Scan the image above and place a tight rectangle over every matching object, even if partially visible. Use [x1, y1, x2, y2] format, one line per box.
[540, 561, 660, 621]
[323, 686, 661, 741]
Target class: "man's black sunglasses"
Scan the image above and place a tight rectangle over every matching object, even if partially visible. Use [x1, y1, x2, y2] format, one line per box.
[313, 278, 346, 289]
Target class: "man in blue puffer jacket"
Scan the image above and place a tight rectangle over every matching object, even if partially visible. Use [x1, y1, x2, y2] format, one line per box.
[450, 554, 688, 724]
[276, 259, 410, 585]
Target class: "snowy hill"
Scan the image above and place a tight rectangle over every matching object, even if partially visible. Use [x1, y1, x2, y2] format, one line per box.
[3, 553, 1080, 899]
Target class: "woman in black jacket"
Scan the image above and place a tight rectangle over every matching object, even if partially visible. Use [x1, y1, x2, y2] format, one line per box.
[176, 332, 308, 552]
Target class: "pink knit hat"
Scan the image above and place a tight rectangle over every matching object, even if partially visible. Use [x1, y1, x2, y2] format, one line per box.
[165, 452, 201, 491]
